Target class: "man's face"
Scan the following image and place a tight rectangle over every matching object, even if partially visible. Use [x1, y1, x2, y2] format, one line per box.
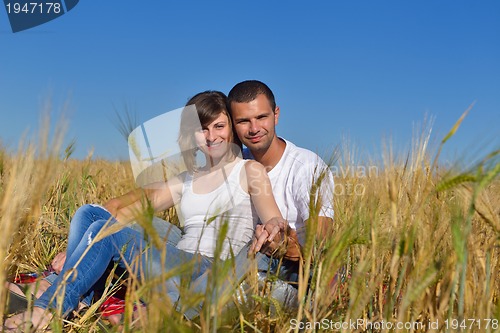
[230, 94, 280, 154]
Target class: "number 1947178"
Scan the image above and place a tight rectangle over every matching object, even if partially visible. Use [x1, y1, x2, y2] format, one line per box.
[5, 2, 62, 14]
[444, 318, 499, 330]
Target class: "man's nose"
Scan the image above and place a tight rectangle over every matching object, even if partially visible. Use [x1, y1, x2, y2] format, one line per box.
[249, 120, 259, 134]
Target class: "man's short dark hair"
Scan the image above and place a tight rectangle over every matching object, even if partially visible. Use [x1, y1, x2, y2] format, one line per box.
[227, 80, 276, 112]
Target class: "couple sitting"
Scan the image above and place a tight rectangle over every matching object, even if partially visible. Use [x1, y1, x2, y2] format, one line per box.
[5, 80, 334, 330]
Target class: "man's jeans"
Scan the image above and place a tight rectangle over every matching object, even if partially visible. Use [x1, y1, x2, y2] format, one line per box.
[183, 242, 299, 319]
[34, 204, 211, 316]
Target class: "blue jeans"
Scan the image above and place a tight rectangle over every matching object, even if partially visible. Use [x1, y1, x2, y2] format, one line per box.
[183, 242, 299, 319]
[34, 204, 210, 316]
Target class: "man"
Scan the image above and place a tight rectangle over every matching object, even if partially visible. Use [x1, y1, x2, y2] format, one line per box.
[228, 80, 334, 269]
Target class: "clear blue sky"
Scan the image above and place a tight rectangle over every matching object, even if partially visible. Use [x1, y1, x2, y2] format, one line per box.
[1, 1, 499, 163]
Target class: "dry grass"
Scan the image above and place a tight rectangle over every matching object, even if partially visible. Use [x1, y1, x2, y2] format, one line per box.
[0, 113, 499, 332]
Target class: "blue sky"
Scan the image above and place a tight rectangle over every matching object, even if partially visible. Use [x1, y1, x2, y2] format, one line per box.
[1, 1, 499, 164]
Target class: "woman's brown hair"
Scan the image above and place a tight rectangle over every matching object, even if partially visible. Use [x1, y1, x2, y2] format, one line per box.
[178, 90, 241, 172]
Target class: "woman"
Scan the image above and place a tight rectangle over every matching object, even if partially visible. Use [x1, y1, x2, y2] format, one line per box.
[5, 91, 286, 330]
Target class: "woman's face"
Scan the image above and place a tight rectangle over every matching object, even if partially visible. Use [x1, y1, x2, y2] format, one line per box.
[194, 111, 233, 160]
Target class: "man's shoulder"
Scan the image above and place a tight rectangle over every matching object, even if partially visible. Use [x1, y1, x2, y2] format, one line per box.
[282, 139, 328, 168]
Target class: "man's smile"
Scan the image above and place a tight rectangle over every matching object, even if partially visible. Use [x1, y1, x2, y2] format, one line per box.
[248, 135, 264, 143]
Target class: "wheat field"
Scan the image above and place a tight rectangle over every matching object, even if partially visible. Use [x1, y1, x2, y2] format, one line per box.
[0, 114, 499, 332]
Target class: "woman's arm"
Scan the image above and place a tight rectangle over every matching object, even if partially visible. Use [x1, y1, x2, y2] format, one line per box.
[103, 188, 147, 217]
[244, 161, 299, 259]
[103, 175, 184, 224]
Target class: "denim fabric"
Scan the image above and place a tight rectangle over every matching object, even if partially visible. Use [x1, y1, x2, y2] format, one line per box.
[129, 216, 183, 246]
[34, 205, 203, 316]
[182, 242, 299, 319]
[64, 204, 112, 307]
[43, 272, 58, 285]
[147, 244, 213, 304]
[42, 273, 92, 307]
[34, 205, 146, 315]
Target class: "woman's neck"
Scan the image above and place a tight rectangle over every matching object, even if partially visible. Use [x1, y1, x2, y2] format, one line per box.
[203, 153, 238, 172]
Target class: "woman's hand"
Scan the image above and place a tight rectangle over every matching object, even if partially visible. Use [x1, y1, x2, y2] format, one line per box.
[50, 251, 67, 274]
[103, 198, 121, 217]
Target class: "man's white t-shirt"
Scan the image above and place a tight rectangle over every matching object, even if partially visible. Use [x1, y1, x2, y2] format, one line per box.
[245, 138, 334, 246]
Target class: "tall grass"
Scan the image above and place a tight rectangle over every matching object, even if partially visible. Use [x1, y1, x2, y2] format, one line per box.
[0, 114, 66, 323]
[1, 111, 499, 332]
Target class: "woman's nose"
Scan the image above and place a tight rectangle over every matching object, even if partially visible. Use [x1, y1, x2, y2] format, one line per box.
[205, 129, 215, 142]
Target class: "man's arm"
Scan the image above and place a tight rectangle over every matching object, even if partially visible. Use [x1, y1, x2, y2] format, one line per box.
[251, 159, 335, 260]
[285, 160, 335, 259]
[313, 215, 334, 245]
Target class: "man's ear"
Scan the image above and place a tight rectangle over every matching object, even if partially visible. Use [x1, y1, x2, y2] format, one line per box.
[274, 106, 280, 125]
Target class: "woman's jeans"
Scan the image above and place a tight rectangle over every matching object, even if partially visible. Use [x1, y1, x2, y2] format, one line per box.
[34, 204, 212, 316]
[182, 244, 299, 319]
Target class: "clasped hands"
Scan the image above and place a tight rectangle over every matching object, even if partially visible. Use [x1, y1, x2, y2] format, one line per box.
[250, 216, 289, 258]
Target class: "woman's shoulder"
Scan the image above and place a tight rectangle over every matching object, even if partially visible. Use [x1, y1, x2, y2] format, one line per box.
[243, 160, 267, 178]
[244, 159, 263, 169]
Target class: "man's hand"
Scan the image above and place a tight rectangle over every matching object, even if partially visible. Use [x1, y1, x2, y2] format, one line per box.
[250, 216, 288, 254]
[50, 251, 67, 274]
